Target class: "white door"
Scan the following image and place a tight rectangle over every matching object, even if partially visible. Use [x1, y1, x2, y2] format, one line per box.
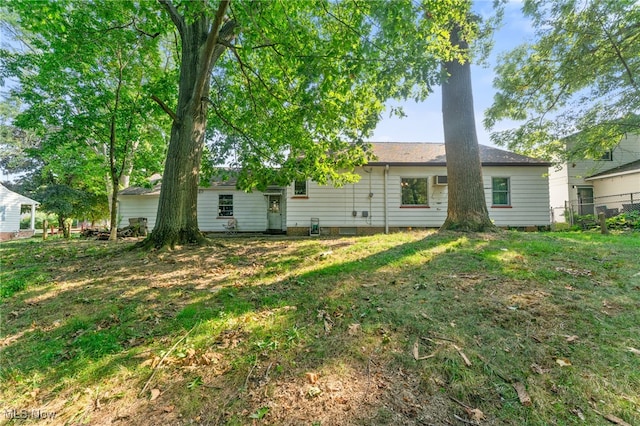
[267, 195, 282, 230]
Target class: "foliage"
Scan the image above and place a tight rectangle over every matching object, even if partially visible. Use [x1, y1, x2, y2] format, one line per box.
[19, 211, 57, 230]
[484, 0, 640, 161]
[606, 211, 640, 230]
[201, 0, 481, 190]
[1, 0, 170, 237]
[569, 211, 640, 231]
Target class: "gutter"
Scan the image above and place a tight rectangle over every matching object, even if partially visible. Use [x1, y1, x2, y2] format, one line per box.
[384, 164, 389, 234]
[584, 169, 640, 181]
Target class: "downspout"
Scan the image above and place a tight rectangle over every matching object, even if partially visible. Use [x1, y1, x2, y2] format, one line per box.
[384, 164, 389, 234]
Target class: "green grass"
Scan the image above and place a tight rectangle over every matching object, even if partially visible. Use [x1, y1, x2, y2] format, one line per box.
[0, 230, 639, 425]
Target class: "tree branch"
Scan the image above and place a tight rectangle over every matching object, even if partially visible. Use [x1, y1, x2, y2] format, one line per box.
[202, 96, 276, 164]
[151, 94, 179, 123]
[193, 0, 232, 101]
[157, 0, 185, 36]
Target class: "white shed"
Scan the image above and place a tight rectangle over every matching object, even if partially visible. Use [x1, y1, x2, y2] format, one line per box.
[0, 183, 39, 241]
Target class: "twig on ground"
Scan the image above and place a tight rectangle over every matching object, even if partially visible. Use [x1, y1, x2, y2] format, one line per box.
[425, 334, 457, 343]
[593, 409, 632, 426]
[244, 358, 258, 389]
[139, 321, 200, 396]
[449, 396, 471, 409]
[453, 413, 478, 425]
[453, 344, 472, 366]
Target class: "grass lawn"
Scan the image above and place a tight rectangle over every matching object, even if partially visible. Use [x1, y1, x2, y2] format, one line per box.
[1, 230, 639, 425]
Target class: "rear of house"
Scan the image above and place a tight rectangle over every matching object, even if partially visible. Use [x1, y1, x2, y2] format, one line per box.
[286, 143, 550, 235]
[119, 142, 551, 236]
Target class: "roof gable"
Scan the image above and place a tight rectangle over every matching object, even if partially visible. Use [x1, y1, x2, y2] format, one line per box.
[0, 183, 39, 206]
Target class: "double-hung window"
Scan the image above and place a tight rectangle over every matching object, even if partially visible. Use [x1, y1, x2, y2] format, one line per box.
[492, 177, 510, 206]
[294, 180, 308, 197]
[218, 194, 233, 217]
[401, 178, 429, 206]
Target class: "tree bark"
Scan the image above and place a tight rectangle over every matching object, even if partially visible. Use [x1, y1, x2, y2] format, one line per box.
[440, 25, 497, 232]
[143, 2, 236, 249]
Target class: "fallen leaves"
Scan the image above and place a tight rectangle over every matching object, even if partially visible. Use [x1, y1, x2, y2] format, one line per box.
[530, 363, 551, 375]
[555, 266, 593, 277]
[149, 388, 161, 401]
[305, 372, 319, 384]
[347, 323, 361, 336]
[565, 335, 579, 343]
[555, 358, 572, 367]
[317, 310, 333, 334]
[513, 382, 532, 406]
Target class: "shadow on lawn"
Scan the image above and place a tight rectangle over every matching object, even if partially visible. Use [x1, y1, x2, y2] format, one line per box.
[1, 232, 638, 425]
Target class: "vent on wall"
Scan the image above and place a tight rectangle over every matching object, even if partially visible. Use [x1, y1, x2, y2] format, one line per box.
[434, 175, 448, 185]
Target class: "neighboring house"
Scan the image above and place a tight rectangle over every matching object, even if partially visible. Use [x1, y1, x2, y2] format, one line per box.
[0, 183, 39, 241]
[548, 134, 640, 221]
[119, 142, 551, 236]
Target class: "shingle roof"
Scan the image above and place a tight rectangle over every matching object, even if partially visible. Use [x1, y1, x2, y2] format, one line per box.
[120, 143, 549, 196]
[586, 159, 640, 179]
[367, 142, 550, 166]
[119, 175, 237, 196]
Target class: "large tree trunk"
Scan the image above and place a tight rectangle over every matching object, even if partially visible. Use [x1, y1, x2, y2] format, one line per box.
[440, 25, 496, 232]
[143, 3, 236, 249]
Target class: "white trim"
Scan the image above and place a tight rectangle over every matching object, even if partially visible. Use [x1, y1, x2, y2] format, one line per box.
[585, 169, 640, 181]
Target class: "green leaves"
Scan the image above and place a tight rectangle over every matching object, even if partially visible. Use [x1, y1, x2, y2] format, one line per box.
[485, 0, 640, 160]
[203, 0, 476, 190]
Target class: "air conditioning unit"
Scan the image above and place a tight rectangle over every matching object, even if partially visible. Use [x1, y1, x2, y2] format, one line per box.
[434, 175, 448, 185]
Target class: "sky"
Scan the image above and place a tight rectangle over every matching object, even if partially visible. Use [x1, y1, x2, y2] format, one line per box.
[372, 1, 533, 147]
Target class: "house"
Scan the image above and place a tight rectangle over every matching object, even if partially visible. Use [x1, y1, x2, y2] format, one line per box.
[119, 142, 551, 235]
[0, 183, 39, 241]
[548, 134, 640, 221]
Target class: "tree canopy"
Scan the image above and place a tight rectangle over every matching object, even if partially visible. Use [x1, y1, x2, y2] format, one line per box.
[484, 0, 640, 161]
[1, 0, 170, 237]
[2, 0, 492, 246]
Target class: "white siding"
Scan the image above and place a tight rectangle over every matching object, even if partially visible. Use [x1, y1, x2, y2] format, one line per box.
[483, 166, 550, 226]
[0, 200, 22, 234]
[118, 189, 271, 232]
[197, 189, 269, 232]
[118, 195, 159, 229]
[0, 185, 38, 234]
[590, 173, 640, 212]
[286, 165, 550, 229]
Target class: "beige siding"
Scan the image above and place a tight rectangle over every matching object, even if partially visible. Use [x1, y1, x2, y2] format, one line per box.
[590, 173, 640, 211]
[549, 134, 640, 215]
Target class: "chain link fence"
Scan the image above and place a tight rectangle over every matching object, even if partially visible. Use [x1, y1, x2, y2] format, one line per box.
[551, 192, 640, 225]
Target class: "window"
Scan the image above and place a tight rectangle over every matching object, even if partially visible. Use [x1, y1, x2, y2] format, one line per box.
[492, 177, 510, 206]
[218, 194, 233, 217]
[599, 150, 613, 161]
[401, 178, 429, 206]
[294, 180, 307, 196]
